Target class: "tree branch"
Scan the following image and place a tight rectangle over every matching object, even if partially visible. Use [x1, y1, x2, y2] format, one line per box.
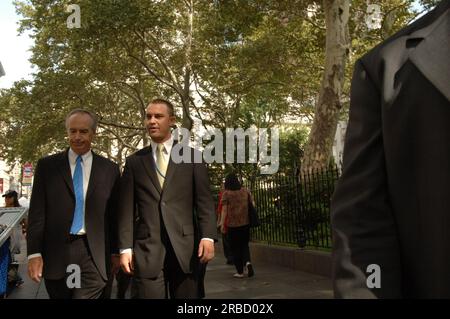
[133, 29, 183, 93]
[112, 81, 146, 110]
[98, 120, 144, 131]
[98, 124, 141, 151]
[128, 52, 181, 94]
[114, 32, 180, 94]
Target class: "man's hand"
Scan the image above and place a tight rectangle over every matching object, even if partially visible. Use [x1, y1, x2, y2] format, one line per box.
[198, 239, 215, 264]
[120, 252, 134, 275]
[111, 254, 121, 276]
[28, 256, 43, 283]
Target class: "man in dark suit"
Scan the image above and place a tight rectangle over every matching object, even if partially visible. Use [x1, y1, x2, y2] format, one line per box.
[331, 0, 450, 298]
[27, 109, 120, 299]
[118, 98, 217, 299]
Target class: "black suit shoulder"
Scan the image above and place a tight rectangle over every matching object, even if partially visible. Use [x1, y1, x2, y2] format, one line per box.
[38, 150, 118, 168]
[125, 146, 151, 159]
[363, 1, 448, 59]
[35, 151, 66, 171]
[36, 151, 119, 179]
[124, 147, 151, 168]
[131, 146, 152, 158]
[93, 152, 119, 170]
[39, 151, 66, 162]
[358, 1, 449, 84]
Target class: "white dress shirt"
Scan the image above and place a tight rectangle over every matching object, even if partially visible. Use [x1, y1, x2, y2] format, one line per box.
[120, 136, 213, 255]
[28, 148, 93, 260]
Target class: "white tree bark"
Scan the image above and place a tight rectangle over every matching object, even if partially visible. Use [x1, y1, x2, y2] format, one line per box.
[301, 0, 350, 172]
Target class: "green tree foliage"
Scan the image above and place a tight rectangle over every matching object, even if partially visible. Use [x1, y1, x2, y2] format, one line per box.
[0, 0, 435, 181]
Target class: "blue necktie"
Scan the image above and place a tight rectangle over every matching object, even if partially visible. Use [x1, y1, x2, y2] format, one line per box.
[70, 155, 84, 234]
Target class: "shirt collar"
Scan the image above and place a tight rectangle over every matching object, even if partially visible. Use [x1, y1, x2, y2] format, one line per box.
[68, 148, 92, 164]
[151, 135, 174, 154]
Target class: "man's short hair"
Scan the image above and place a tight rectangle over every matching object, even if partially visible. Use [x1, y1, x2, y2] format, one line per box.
[149, 98, 175, 117]
[65, 109, 98, 132]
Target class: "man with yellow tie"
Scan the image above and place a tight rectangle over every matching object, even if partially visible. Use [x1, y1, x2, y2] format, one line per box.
[118, 98, 217, 299]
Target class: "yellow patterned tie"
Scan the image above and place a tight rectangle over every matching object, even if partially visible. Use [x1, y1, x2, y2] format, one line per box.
[156, 143, 168, 188]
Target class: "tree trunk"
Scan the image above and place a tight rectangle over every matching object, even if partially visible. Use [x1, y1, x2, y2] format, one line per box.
[301, 0, 350, 172]
[140, 104, 148, 146]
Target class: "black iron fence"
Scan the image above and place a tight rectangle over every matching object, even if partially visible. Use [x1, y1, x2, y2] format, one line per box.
[244, 166, 340, 249]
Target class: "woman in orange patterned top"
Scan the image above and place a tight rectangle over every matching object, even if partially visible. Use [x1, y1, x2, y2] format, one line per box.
[218, 174, 255, 278]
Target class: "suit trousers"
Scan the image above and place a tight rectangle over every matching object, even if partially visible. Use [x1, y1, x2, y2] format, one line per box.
[44, 235, 106, 299]
[131, 237, 199, 299]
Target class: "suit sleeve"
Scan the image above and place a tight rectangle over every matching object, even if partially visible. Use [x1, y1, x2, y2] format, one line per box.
[331, 60, 402, 298]
[117, 158, 135, 250]
[193, 152, 217, 241]
[27, 159, 46, 256]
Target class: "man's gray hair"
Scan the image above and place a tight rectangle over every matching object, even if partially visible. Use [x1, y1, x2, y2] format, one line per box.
[65, 109, 98, 132]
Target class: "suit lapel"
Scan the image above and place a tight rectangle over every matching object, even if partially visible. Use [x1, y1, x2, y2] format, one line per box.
[86, 152, 99, 201]
[409, 8, 450, 102]
[57, 149, 74, 196]
[140, 146, 162, 194]
[381, 35, 411, 107]
[384, 6, 450, 107]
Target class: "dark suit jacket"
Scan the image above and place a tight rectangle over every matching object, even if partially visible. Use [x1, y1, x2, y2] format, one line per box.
[117, 143, 217, 279]
[27, 149, 120, 281]
[331, 1, 450, 298]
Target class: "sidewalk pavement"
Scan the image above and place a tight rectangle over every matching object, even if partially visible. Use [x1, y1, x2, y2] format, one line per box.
[7, 238, 333, 299]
